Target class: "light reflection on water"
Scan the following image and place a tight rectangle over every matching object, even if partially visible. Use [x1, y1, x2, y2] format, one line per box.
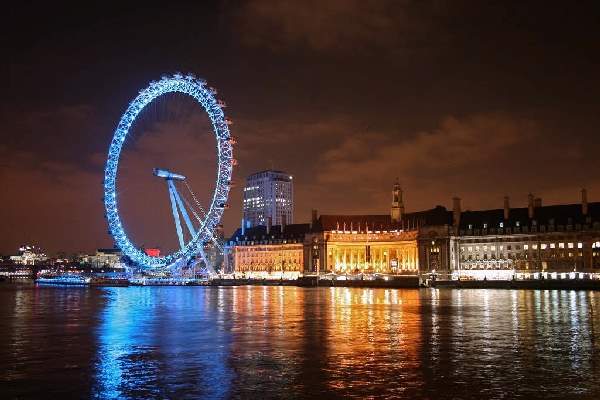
[1, 285, 600, 399]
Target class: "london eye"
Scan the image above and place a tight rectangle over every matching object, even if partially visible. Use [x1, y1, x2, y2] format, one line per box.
[103, 73, 235, 271]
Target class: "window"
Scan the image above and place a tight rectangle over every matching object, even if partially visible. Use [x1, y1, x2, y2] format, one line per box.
[541, 244, 547, 250]
[577, 242, 583, 249]
[516, 221, 521, 227]
[568, 243, 574, 249]
[550, 243, 555, 249]
[532, 244, 538, 250]
[500, 222, 504, 228]
[559, 243, 565, 249]
[483, 223, 488, 229]
[524, 244, 529, 250]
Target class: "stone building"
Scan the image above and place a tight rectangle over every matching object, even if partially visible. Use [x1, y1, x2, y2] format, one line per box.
[304, 205, 452, 277]
[449, 190, 600, 280]
[226, 182, 600, 281]
[224, 222, 310, 279]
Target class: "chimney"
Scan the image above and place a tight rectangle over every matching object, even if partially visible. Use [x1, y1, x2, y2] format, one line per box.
[452, 197, 461, 229]
[503, 196, 510, 220]
[528, 193, 535, 219]
[281, 214, 287, 232]
[267, 216, 272, 235]
[582, 188, 588, 216]
[311, 209, 318, 228]
[534, 197, 542, 208]
[241, 218, 246, 236]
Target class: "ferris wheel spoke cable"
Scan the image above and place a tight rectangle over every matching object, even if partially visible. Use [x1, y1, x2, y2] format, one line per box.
[179, 184, 224, 252]
[183, 181, 208, 217]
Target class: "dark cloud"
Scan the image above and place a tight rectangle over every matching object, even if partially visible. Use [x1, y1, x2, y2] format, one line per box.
[236, 0, 434, 52]
[2, 1, 599, 254]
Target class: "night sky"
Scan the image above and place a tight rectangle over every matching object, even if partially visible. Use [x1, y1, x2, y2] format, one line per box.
[2, 1, 599, 255]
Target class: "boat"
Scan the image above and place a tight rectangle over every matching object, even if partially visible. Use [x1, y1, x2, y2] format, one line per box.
[36, 275, 90, 286]
[90, 277, 130, 287]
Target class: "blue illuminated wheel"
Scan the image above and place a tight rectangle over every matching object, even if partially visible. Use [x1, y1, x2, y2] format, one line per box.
[103, 73, 234, 270]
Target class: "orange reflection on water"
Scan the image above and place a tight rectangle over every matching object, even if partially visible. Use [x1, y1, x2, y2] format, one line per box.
[323, 288, 423, 397]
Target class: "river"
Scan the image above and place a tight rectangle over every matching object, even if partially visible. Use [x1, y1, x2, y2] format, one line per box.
[1, 284, 599, 399]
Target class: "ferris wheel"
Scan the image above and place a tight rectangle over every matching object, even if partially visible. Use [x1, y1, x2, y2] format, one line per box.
[103, 73, 235, 271]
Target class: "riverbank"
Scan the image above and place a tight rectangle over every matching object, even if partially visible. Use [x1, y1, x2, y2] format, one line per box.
[210, 276, 420, 288]
[432, 279, 600, 290]
[5, 276, 600, 290]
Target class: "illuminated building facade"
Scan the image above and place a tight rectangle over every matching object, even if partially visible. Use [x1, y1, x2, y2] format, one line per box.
[305, 205, 451, 277]
[83, 248, 123, 269]
[227, 182, 600, 281]
[243, 170, 293, 227]
[449, 191, 600, 280]
[224, 223, 309, 278]
[9, 245, 48, 265]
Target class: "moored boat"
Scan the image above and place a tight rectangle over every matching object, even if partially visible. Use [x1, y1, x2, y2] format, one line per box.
[36, 275, 90, 286]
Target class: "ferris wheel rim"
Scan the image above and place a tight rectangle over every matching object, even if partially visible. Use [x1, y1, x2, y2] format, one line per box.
[103, 73, 233, 269]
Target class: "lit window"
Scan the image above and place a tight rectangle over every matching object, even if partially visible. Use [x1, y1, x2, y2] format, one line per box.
[541, 244, 547, 250]
[568, 243, 574, 249]
[468, 246, 473, 252]
[483, 223, 488, 229]
[524, 244, 529, 250]
[491, 246, 496, 251]
[499, 222, 504, 228]
[559, 243, 565, 249]
[577, 243, 583, 249]
[550, 243, 555, 249]
[516, 221, 520, 227]
[532, 244, 538, 250]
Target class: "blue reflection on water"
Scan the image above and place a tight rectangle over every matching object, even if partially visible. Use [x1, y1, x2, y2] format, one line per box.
[93, 287, 233, 399]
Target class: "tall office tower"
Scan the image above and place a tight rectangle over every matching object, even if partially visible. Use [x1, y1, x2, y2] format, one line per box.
[243, 170, 294, 227]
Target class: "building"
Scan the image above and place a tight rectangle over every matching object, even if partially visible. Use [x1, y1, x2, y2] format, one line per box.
[224, 221, 309, 279]
[449, 190, 600, 280]
[83, 248, 123, 269]
[9, 245, 47, 265]
[227, 182, 600, 281]
[243, 170, 293, 227]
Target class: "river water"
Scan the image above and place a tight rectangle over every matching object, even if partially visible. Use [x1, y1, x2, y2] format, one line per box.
[1, 284, 599, 399]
